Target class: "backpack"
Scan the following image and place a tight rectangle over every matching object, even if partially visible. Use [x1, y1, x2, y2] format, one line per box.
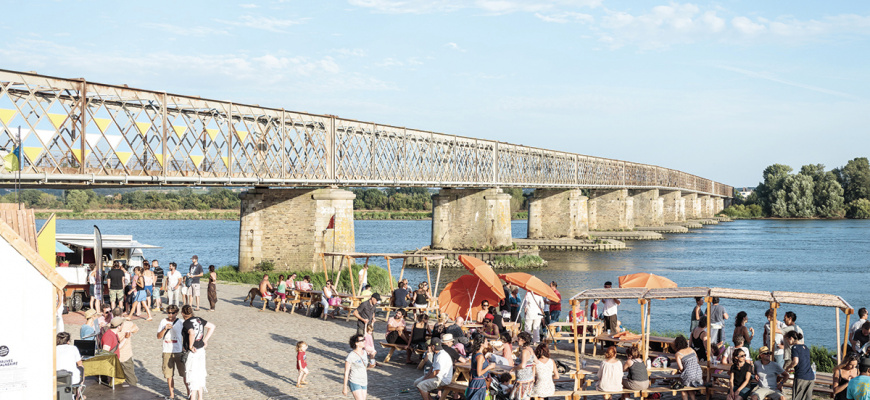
[554, 359, 571, 374]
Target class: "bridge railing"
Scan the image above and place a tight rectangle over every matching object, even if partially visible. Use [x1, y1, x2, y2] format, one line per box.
[0, 69, 732, 197]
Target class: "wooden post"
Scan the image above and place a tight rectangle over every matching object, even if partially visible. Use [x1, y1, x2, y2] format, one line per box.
[334, 256, 346, 292]
[347, 256, 357, 295]
[321, 253, 329, 282]
[836, 308, 842, 364]
[398, 258, 407, 284]
[433, 258, 443, 300]
[645, 301, 651, 362]
[386, 257, 394, 291]
[639, 299, 646, 337]
[771, 303, 778, 358]
[843, 309, 853, 361]
[706, 296, 712, 383]
[571, 299, 581, 387]
[425, 257, 432, 292]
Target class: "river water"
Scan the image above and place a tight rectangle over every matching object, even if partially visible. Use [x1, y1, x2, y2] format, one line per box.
[51, 218, 870, 349]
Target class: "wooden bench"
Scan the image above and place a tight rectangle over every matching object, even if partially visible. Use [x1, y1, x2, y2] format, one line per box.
[379, 342, 425, 363]
[641, 385, 709, 398]
[545, 390, 576, 399]
[572, 388, 641, 400]
[441, 382, 467, 399]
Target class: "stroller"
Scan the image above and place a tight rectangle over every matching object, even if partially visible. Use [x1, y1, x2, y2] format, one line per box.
[490, 378, 512, 400]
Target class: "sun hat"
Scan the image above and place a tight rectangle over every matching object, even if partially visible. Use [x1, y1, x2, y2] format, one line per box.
[441, 333, 455, 342]
[83, 309, 97, 319]
[759, 346, 772, 354]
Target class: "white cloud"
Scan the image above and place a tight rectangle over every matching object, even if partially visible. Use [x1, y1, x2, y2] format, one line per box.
[375, 57, 425, 68]
[445, 42, 466, 52]
[239, 3, 259, 8]
[142, 23, 229, 37]
[731, 16, 766, 36]
[333, 48, 367, 57]
[535, 11, 593, 24]
[215, 15, 307, 33]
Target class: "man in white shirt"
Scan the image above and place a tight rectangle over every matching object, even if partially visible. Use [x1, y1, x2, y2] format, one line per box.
[166, 262, 183, 306]
[415, 339, 454, 400]
[599, 281, 621, 334]
[56, 332, 83, 385]
[358, 264, 368, 296]
[524, 291, 545, 343]
[850, 308, 869, 349]
[157, 304, 188, 399]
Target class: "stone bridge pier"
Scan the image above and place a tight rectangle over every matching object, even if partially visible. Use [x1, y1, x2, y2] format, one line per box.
[588, 189, 634, 231]
[660, 190, 686, 223]
[431, 188, 513, 250]
[683, 192, 700, 219]
[239, 187, 355, 272]
[527, 189, 589, 239]
[699, 195, 714, 218]
[629, 189, 663, 227]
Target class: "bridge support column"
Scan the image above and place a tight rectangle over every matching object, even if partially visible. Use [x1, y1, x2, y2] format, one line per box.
[660, 190, 685, 223]
[629, 189, 663, 227]
[431, 188, 512, 250]
[239, 187, 355, 272]
[699, 195, 713, 218]
[724, 198, 732, 209]
[588, 189, 634, 231]
[715, 198, 725, 214]
[527, 189, 589, 239]
[683, 192, 700, 219]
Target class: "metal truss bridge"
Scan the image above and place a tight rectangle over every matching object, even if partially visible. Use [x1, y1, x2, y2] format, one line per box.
[0, 69, 731, 197]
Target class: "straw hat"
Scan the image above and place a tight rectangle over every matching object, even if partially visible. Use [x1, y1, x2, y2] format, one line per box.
[83, 309, 97, 319]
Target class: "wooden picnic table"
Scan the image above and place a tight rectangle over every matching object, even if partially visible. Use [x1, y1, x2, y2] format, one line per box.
[452, 360, 514, 383]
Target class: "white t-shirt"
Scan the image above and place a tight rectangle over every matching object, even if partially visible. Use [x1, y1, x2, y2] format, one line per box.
[158, 318, 184, 353]
[433, 350, 454, 385]
[601, 298, 619, 317]
[56, 344, 83, 384]
[166, 270, 183, 289]
[524, 293, 544, 320]
[359, 269, 368, 287]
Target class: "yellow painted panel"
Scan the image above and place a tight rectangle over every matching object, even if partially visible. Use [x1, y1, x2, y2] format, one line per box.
[173, 125, 187, 138]
[135, 122, 152, 135]
[48, 113, 68, 129]
[236, 130, 248, 142]
[190, 154, 203, 168]
[37, 213, 56, 267]
[94, 118, 112, 133]
[70, 149, 91, 162]
[116, 151, 133, 165]
[0, 109, 16, 125]
[206, 129, 219, 140]
[221, 156, 230, 168]
[154, 153, 164, 167]
[22, 147, 44, 162]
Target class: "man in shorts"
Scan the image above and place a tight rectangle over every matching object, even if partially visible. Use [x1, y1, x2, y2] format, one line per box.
[107, 261, 126, 310]
[599, 281, 621, 334]
[157, 304, 188, 399]
[414, 338, 453, 400]
[748, 346, 786, 400]
[188, 255, 204, 311]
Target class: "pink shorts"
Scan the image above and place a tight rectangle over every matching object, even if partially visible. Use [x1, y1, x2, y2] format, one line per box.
[277, 292, 286, 300]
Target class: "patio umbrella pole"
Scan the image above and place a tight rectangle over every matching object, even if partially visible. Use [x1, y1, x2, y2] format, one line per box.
[706, 296, 712, 384]
[433, 258, 443, 300]
[465, 279, 482, 321]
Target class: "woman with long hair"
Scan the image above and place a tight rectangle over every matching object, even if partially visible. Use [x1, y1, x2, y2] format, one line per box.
[465, 336, 497, 400]
[132, 267, 152, 321]
[690, 315, 709, 361]
[832, 354, 859, 400]
[343, 334, 373, 400]
[733, 311, 755, 347]
[674, 335, 704, 400]
[729, 348, 753, 400]
[407, 313, 429, 364]
[530, 342, 558, 399]
[511, 331, 536, 400]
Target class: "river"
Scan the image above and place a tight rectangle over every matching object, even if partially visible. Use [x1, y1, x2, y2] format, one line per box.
[50, 218, 870, 349]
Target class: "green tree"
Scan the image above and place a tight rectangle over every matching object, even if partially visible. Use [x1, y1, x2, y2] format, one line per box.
[782, 174, 815, 218]
[800, 164, 844, 218]
[66, 190, 90, 212]
[847, 199, 870, 219]
[834, 157, 870, 204]
[755, 164, 792, 216]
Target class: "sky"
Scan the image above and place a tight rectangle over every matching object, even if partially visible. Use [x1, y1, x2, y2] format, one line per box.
[1, 1, 869, 187]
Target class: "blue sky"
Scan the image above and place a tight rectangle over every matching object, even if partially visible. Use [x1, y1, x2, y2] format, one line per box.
[2, 1, 869, 187]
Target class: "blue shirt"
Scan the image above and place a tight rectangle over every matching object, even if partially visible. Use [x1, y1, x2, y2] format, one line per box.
[847, 375, 870, 400]
[790, 344, 814, 381]
[509, 295, 521, 306]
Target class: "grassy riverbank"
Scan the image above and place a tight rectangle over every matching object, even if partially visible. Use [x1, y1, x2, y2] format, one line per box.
[35, 209, 532, 220]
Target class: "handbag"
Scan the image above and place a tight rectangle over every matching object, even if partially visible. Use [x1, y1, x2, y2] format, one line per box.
[670, 380, 685, 390]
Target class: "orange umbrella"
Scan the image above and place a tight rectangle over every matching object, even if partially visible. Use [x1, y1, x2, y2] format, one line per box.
[458, 255, 505, 301]
[438, 275, 503, 320]
[618, 273, 677, 289]
[498, 272, 559, 302]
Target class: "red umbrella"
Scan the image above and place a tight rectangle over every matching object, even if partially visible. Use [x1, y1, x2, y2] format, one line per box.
[438, 275, 503, 320]
[499, 272, 559, 302]
[458, 255, 505, 301]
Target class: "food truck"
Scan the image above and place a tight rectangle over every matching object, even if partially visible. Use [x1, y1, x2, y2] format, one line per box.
[54, 233, 161, 311]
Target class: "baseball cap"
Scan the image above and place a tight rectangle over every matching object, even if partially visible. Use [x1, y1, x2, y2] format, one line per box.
[110, 317, 125, 328]
[371, 293, 381, 301]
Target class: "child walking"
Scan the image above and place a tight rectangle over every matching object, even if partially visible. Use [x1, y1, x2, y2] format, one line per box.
[364, 324, 377, 363]
[296, 341, 309, 387]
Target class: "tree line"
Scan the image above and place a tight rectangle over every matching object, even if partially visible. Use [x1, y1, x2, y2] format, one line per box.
[1, 186, 531, 214]
[727, 157, 870, 219]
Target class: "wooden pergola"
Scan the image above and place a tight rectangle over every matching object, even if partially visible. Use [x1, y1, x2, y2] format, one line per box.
[318, 252, 445, 297]
[569, 286, 854, 387]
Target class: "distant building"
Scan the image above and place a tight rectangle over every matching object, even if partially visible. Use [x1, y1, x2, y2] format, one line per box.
[738, 187, 754, 198]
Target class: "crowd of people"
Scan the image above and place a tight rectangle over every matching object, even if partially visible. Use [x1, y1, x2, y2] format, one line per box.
[56, 255, 219, 400]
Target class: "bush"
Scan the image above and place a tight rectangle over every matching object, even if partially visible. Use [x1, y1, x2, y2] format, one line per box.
[255, 260, 275, 272]
[810, 345, 837, 373]
[847, 199, 870, 219]
[720, 204, 763, 219]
